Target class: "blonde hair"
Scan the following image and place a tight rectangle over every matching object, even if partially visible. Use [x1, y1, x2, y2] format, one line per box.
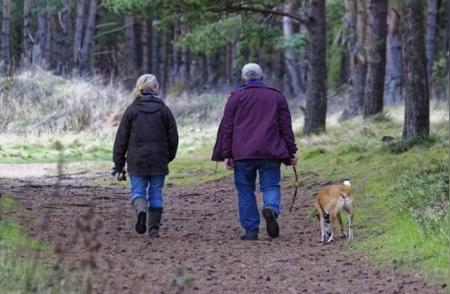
[132, 74, 160, 99]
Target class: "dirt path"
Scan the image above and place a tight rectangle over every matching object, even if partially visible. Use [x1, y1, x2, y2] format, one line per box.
[2, 168, 444, 294]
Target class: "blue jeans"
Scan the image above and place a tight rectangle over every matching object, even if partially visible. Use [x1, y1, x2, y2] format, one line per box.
[130, 175, 165, 208]
[233, 159, 281, 235]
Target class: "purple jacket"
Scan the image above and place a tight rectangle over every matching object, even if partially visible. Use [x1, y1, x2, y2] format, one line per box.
[212, 81, 297, 165]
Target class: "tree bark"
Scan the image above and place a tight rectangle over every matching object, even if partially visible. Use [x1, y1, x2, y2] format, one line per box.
[73, 0, 86, 66]
[447, 0, 450, 105]
[304, 0, 327, 135]
[22, 0, 33, 66]
[1, 0, 11, 73]
[274, 49, 285, 92]
[401, 0, 429, 139]
[124, 14, 137, 80]
[56, 0, 72, 74]
[207, 53, 219, 86]
[363, 0, 388, 118]
[79, 0, 97, 73]
[152, 20, 161, 78]
[180, 17, 190, 86]
[283, 1, 304, 99]
[33, 11, 48, 67]
[353, 0, 370, 114]
[425, 0, 438, 82]
[142, 19, 152, 73]
[160, 29, 171, 96]
[44, 14, 54, 68]
[384, 8, 402, 104]
[134, 21, 143, 73]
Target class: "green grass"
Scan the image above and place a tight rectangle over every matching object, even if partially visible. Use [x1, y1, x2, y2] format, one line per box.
[0, 195, 87, 293]
[298, 118, 449, 283]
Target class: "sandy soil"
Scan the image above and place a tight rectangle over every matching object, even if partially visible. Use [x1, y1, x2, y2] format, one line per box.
[1, 166, 445, 294]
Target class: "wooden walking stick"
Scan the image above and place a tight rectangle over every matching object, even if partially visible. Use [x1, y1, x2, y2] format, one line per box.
[289, 166, 299, 213]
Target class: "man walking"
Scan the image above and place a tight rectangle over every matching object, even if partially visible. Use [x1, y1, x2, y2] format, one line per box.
[212, 63, 298, 240]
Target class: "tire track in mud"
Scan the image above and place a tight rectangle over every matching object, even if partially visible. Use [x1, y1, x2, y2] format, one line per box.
[4, 174, 445, 294]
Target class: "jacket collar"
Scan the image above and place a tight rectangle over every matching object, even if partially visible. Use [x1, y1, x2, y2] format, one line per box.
[138, 93, 164, 103]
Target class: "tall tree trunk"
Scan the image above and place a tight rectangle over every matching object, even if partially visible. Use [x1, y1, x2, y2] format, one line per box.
[33, 11, 48, 67]
[283, 1, 303, 98]
[274, 49, 285, 92]
[44, 14, 54, 68]
[134, 21, 143, 73]
[152, 20, 161, 78]
[425, 0, 438, 83]
[225, 43, 232, 86]
[342, 0, 355, 84]
[124, 14, 137, 81]
[349, 0, 370, 114]
[363, 0, 388, 117]
[230, 37, 239, 85]
[401, 0, 429, 139]
[207, 53, 219, 86]
[304, 0, 327, 135]
[56, 0, 72, 74]
[79, 0, 97, 73]
[22, 0, 33, 66]
[1, 0, 11, 73]
[179, 17, 189, 86]
[384, 8, 402, 104]
[172, 21, 181, 79]
[160, 29, 171, 96]
[447, 0, 450, 104]
[339, 45, 350, 86]
[73, 0, 86, 66]
[142, 19, 152, 73]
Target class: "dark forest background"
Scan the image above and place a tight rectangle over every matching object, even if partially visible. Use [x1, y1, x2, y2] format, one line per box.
[1, 0, 449, 136]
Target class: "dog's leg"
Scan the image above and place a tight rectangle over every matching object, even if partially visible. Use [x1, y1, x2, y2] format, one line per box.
[338, 213, 347, 238]
[320, 217, 326, 242]
[347, 211, 353, 240]
[327, 212, 336, 243]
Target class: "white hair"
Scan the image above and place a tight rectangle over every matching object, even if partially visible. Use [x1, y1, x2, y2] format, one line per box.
[241, 63, 263, 81]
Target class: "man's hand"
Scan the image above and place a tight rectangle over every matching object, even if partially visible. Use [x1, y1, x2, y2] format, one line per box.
[224, 158, 234, 170]
[111, 164, 127, 181]
[290, 154, 298, 166]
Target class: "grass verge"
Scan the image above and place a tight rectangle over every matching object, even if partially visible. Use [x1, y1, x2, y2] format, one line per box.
[0, 192, 87, 293]
[297, 116, 449, 284]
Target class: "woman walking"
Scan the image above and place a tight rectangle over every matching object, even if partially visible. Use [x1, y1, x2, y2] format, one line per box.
[112, 74, 178, 237]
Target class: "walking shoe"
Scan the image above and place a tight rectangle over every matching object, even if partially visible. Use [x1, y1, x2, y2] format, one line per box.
[132, 198, 148, 234]
[135, 211, 147, 234]
[240, 234, 258, 240]
[148, 207, 163, 238]
[262, 207, 279, 238]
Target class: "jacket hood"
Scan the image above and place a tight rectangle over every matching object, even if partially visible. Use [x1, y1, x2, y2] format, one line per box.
[134, 94, 164, 113]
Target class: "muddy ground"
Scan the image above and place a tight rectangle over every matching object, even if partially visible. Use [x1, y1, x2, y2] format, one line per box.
[1, 167, 445, 294]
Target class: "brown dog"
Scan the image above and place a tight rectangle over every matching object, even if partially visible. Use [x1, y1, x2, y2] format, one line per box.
[315, 180, 353, 243]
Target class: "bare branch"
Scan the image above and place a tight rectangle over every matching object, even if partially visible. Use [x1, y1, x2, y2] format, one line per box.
[208, 4, 307, 25]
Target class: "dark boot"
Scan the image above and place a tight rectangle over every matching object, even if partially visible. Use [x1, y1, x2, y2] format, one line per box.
[262, 207, 279, 238]
[148, 207, 163, 238]
[240, 233, 258, 241]
[132, 198, 147, 234]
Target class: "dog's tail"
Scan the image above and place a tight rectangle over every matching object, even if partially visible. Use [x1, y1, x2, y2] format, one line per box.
[343, 179, 351, 187]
